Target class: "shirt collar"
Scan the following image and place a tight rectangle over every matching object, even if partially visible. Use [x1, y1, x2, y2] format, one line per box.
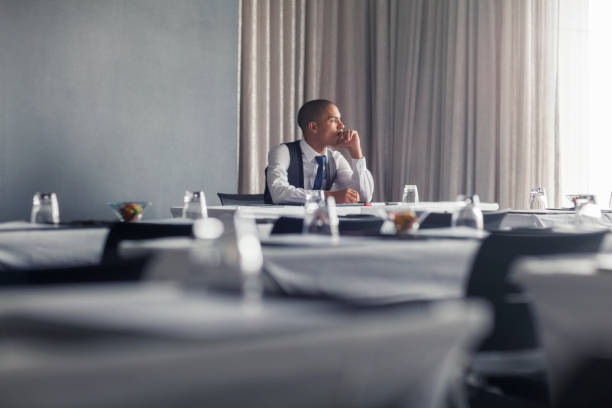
[300, 139, 327, 162]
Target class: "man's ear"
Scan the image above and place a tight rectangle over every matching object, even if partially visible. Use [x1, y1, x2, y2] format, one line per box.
[307, 121, 318, 133]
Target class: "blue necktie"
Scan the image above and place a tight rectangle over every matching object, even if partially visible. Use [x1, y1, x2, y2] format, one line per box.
[313, 155, 326, 190]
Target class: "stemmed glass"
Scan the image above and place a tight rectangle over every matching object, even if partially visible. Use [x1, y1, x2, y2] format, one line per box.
[183, 190, 207, 219]
[31, 192, 60, 224]
[451, 195, 484, 230]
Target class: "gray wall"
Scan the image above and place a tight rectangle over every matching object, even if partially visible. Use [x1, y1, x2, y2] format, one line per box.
[0, 0, 238, 221]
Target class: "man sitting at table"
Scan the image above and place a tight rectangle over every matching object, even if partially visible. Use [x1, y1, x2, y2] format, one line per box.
[264, 99, 374, 204]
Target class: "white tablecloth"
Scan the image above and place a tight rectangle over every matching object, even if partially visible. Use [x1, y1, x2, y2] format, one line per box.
[0, 222, 109, 271]
[263, 237, 481, 304]
[0, 283, 489, 408]
[501, 211, 612, 229]
[172, 201, 500, 219]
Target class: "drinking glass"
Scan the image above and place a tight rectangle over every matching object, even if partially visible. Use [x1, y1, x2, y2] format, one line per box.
[451, 194, 484, 230]
[31, 192, 60, 224]
[189, 210, 264, 314]
[574, 194, 601, 222]
[183, 190, 207, 219]
[303, 191, 339, 237]
[529, 187, 548, 210]
[401, 185, 419, 205]
[234, 210, 264, 312]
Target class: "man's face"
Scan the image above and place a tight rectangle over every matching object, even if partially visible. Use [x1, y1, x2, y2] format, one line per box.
[312, 104, 344, 146]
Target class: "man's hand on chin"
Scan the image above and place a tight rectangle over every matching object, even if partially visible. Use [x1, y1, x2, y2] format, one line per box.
[331, 129, 363, 159]
[324, 188, 360, 204]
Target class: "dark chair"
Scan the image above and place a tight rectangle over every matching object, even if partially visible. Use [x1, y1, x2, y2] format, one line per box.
[0, 257, 149, 287]
[483, 211, 509, 230]
[101, 222, 194, 264]
[270, 216, 385, 236]
[217, 193, 265, 206]
[418, 212, 452, 229]
[418, 211, 508, 231]
[466, 229, 607, 404]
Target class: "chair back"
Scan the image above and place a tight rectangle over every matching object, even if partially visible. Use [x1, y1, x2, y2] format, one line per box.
[271, 216, 384, 236]
[0, 257, 149, 286]
[217, 193, 265, 206]
[419, 211, 508, 230]
[101, 223, 193, 264]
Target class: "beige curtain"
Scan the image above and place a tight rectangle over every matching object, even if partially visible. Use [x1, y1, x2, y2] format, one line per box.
[239, 0, 559, 209]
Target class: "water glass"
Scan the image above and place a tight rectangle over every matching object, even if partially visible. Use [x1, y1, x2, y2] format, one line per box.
[234, 210, 264, 312]
[451, 194, 483, 230]
[31, 192, 60, 224]
[574, 194, 601, 222]
[401, 185, 419, 205]
[183, 190, 207, 219]
[303, 191, 339, 237]
[529, 187, 548, 210]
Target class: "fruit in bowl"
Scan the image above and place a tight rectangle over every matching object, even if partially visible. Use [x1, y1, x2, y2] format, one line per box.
[389, 209, 420, 234]
[108, 201, 151, 222]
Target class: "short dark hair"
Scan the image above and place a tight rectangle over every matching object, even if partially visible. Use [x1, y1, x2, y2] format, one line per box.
[297, 99, 334, 131]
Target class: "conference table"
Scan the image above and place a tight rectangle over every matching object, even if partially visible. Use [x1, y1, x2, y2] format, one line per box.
[2, 203, 612, 406]
[3, 204, 612, 309]
[0, 282, 489, 407]
[3, 204, 612, 280]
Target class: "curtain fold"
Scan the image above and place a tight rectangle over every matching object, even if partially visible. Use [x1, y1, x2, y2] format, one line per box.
[239, 0, 559, 209]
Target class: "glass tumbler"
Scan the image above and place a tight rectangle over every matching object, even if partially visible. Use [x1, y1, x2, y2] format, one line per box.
[401, 185, 419, 205]
[31, 192, 60, 224]
[183, 191, 208, 219]
[529, 187, 548, 210]
[575, 194, 601, 222]
[303, 191, 339, 237]
[451, 195, 483, 230]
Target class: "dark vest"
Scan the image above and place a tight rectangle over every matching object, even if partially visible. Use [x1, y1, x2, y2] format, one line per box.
[264, 140, 335, 204]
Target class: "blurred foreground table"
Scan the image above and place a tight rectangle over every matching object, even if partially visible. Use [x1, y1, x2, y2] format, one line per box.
[0, 283, 489, 408]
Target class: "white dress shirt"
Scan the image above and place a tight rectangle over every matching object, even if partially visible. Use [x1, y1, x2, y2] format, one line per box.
[267, 139, 374, 204]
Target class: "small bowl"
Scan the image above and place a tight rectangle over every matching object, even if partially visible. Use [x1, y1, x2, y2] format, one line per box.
[389, 209, 420, 235]
[108, 201, 151, 222]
